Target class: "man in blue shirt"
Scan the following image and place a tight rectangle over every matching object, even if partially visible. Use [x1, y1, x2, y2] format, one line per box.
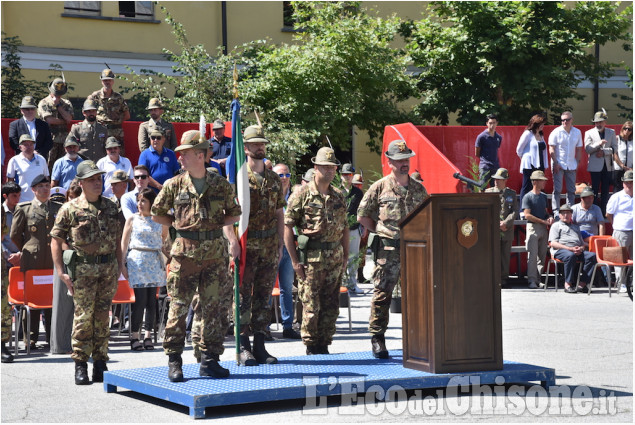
[138, 128, 180, 193]
[475, 113, 502, 186]
[210, 119, 232, 177]
[120, 165, 151, 220]
[51, 135, 84, 190]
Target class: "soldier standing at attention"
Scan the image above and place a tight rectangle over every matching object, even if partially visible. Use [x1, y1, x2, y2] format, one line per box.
[357, 140, 429, 359]
[236, 125, 285, 366]
[87, 69, 130, 156]
[69, 99, 108, 162]
[485, 168, 518, 288]
[137, 98, 177, 152]
[284, 147, 349, 355]
[38, 78, 74, 173]
[152, 130, 241, 382]
[50, 161, 124, 385]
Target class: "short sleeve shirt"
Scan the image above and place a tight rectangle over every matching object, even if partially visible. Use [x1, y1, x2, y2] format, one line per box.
[522, 191, 549, 220]
[51, 155, 84, 190]
[571, 203, 605, 235]
[548, 220, 584, 247]
[475, 130, 502, 169]
[138, 146, 180, 190]
[606, 190, 633, 231]
[5, 153, 50, 202]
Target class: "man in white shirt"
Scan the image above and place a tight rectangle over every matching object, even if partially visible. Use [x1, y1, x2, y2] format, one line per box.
[605, 170, 633, 288]
[96, 138, 133, 198]
[120, 165, 151, 220]
[5, 135, 49, 202]
[549, 111, 583, 215]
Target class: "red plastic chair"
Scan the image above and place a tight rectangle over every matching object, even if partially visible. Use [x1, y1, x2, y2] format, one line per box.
[24, 269, 54, 354]
[8, 267, 25, 355]
[588, 235, 612, 254]
[111, 277, 136, 335]
[589, 238, 634, 297]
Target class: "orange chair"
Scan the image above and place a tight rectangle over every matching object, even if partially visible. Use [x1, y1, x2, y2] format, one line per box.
[589, 238, 634, 297]
[587, 235, 612, 254]
[271, 276, 281, 331]
[24, 269, 54, 355]
[542, 244, 582, 291]
[339, 286, 352, 331]
[111, 277, 136, 335]
[8, 267, 25, 355]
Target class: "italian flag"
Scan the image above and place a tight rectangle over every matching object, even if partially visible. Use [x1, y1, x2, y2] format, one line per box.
[227, 99, 249, 282]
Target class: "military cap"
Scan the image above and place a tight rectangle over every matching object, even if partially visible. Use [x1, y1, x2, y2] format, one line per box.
[76, 160, 105, 180]
[64, 135, 80, 147]
[100, 68, 115, 80]
[82, 99, 98, 111]
[243, 125, 269, 144]
[146, 98, 163, 110]
[492, 168, 509, 180]
[579, 187, 595, 198]
[411, 171, 423, 183]
[592, 110, 608, 123]
[175, 130, 209, 152]
[341, 163, 355, 174]
[559, 204, 573, 212]
[530, 170, 548, 181]
[311, 147, 341, 166]
[19, 134, 35, 145]
[50, 186, 67, 198]
[109, 170, 129, 184]
[212, 119, 225, 130]
[622, 170, 633, 182]
[30, 174, 50, 187]
[385, 139, 415, 160]
[352, 173, 363, 185]
[150, 127, 165, 138]
[105, 137, 121, 149]
[49, 77, 67, 96]
[20, 96, 37, 109]
[302, 168, 315, 182]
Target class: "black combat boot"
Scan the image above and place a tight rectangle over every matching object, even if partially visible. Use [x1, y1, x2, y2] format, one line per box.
[318, 345, 330, 355]
[74, 361, 90, 385]
[1, 342, 14, 363]
[92, 360, 108, 382]
[252, 332, 278, 364]
[371, 334, 389, 359]
[168, 353, 184, 382]
[239, 334, 258, 366]
[200, 352, 230, 378]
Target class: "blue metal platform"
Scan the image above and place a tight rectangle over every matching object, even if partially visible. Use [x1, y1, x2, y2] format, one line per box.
[103, 350, 555, 419]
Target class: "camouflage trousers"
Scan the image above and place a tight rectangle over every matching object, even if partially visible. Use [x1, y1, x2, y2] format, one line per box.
[369, 244, 401, 336]
[1, 267, 11, 343]
[71, 262, 118, 362]
[239, 239, 278, 335]
[108, 127, 126, 157]
[298, 247, 344, 346]
[48, 142, 66, 174]
[163, 255, 232, 356]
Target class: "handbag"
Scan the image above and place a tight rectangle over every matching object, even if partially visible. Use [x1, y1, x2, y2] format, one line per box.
[602, 246, 629, 263]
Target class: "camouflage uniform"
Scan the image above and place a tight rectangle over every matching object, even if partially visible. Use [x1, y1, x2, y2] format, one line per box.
[240, 165, 286, 334]
[284, 180, 347, 347]
[1, 209, 11, 345]
[50, 195, 121, 362]
[485, 184, 518, 281]
[87, 89, 129, 156]
[69, 119, 108, 162]
[38, 96, 74, 172]
[138, 118, 177, 152]
[357, 173, 429, 335]
[152, 171, 241, 356]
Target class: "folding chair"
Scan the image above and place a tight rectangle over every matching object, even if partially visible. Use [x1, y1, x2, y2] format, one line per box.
[24, 269, 54, 355]
[7, 267, 25, 356]
[111, 278, 135, 336]
[542, 245, 582, 291]
[339, 287, 352, 331]
[589, 238, 634, 297]
[271, 276, 281, 331]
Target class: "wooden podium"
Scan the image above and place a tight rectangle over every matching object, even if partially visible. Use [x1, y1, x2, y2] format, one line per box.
[399, 193, 502, 373]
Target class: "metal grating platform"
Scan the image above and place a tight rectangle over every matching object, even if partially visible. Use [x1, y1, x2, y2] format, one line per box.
[103, 350, 555, 419]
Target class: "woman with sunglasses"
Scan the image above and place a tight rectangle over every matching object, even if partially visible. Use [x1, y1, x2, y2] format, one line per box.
[516, 114, 549, 206]
[613, 121, 633, 192]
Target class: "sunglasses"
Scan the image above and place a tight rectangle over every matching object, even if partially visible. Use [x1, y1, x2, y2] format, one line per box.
[134, 175, 148, 180]
[561, 118, 572, 122]
[625, 128, 633, 131]
[150, 136, 163, 140]
[278, 173, 291, 178]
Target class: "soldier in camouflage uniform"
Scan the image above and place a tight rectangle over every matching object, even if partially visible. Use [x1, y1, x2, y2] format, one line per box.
[357, 140, 429, 359]
[152, 130, 241, 382]
[138, 98, 177, 152]
[485, 168, 518, 288]
[1, 208, 14, 363]
[87, 69, 130, 156]
[69, 99, 108, 162]
[284, 147, 349, 355]
[236, 125, 285, 366]
[51, 161, 124, 385]
[38, 78, 74, 173]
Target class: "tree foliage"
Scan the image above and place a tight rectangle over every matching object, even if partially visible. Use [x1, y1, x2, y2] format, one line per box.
[401, 1, 633, 125]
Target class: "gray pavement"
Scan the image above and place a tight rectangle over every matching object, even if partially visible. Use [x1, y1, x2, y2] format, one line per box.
[1, 269, 632, 423]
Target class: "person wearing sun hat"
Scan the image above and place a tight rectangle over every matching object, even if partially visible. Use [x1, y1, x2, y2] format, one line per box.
[584, 109, 617, 214]
[138, 98, 177, 152]
[357, 139, 429, 359]
[572, 187, 605, 238]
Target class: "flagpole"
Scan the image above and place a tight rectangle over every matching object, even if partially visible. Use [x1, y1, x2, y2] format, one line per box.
[232, 65, 241, 365]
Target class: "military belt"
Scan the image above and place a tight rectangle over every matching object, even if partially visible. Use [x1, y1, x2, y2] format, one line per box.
[76, 253, 115, 264]
[380, 237, 400, 249]
[175, 228, 223, 241]
[248, 228, 277, 239]
[306, 240, 338, 251]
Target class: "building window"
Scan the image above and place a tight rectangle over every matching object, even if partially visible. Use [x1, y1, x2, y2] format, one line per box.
[283, 1, 295, 28]
[63, 1, 101, 16]
[118, 1, 154, 20]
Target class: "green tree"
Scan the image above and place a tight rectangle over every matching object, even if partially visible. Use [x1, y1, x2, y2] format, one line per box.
[612, 67, 633, 120]
[402, 1, 633, 125]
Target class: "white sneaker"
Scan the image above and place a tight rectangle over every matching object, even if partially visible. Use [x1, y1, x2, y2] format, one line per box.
[620, 284, 626, 293]
[528, 282, 538, 289]
[349, 284, 364, 295]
